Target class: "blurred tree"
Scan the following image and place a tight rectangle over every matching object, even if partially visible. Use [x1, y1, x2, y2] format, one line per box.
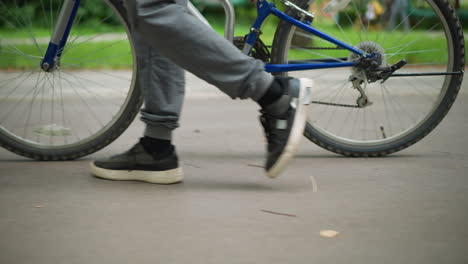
[0, 0, 120, 29]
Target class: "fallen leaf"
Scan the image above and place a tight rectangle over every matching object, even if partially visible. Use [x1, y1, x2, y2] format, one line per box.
[309, 175, 318, 192]
[320, 230, 339, 238]
[261, 209, 296, 217]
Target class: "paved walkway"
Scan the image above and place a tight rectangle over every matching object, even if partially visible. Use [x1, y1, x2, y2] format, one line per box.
[1, 75, 468, 263]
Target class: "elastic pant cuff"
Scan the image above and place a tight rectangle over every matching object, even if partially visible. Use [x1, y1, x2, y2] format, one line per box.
[250, 72, 274, 101]
[144, 125, 173, 140]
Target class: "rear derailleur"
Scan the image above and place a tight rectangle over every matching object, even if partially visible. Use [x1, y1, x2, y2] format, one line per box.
[354, 55, 407, 84]
[350, 55, 407, 108]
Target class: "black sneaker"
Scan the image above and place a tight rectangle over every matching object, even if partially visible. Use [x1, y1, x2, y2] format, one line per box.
[90, 139, 183, 184]
[260, 78, 313, 178]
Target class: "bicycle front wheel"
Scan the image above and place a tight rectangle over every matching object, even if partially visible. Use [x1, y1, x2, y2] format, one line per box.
[271, 0, 465, 156]
[0, 0, 142, 160]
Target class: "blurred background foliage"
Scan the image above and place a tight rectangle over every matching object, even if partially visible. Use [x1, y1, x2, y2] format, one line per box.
[0, 0, 262, 29]
[0, 0, 121, 29]
[0, 0, 466, 30]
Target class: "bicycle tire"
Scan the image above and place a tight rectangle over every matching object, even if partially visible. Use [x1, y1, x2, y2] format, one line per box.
[271, 0, 464, 156]
[0, 0, 142, 160]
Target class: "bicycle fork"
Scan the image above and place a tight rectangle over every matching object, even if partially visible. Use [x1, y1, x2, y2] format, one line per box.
[40, 0, 81, 72]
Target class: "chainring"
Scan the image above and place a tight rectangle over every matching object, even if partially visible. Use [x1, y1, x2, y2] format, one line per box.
[233, 36, 271, 63]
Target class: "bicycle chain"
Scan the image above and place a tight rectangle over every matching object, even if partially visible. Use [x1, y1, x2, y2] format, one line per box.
[268, 41, 352, 107]
[312, 101, 360, 108]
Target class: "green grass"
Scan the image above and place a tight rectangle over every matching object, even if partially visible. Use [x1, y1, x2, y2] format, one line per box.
[0, 37, 132, 70]
[0, 25, 130, 69]
[0, 21, 466, 70]
[0, 22, 126, 38]
[287, 23, 458, 65]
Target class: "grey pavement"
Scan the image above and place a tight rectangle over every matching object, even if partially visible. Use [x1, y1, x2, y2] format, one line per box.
[1, 73, 468, 264]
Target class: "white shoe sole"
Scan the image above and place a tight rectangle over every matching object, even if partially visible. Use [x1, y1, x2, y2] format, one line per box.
[90, 162, 184, 184]
[266, 78, 313, 179]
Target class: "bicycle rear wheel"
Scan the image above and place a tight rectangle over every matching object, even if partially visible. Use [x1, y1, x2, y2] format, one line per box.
[271, 0, 464, 156]
[0, 0, 142, 160]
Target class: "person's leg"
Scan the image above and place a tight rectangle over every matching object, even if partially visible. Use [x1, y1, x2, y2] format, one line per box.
[133, 31, 185, 141]
[90, 0, 313, 182]
[127, 0, 274, 101]
[90, 31, 185, 184]
[90, 0, 187, 184]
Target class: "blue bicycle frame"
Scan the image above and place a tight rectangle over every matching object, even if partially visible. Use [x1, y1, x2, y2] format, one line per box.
[41, 0, 81, 71]
[243, 0, 366, 73]
[41, 0, 364, 73]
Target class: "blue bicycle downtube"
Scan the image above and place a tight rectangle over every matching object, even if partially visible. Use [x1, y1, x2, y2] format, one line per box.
[265, 62, 355, 73]
[57, 0, 81, 59]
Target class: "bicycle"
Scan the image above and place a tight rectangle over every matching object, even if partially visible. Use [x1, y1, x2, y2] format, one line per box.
[0, 0, 464, 160]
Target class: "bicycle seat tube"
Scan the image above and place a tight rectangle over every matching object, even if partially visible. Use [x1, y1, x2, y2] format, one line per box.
[188, 0, 235, 43]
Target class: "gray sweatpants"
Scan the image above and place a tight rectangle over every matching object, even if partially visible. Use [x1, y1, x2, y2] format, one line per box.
[125, 0, 274, 140]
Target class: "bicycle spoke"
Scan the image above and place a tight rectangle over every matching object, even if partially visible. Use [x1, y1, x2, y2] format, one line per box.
[324, 82, 352, 131]
[0, 72, 46, 124]
[336, 103, 355, 136]
[380, 84, 402, 133]
[0, 49, 42, 60]
[60, 69, 130, 97]
[61, 65, 132, 85]
[291, 46, 346, 63]
[0, 0, 138, 157]
[62, 39, 128, 62]
[0, 71, 37, 103]
[0, 50, 42, 66]
[350, 0, 366, 43]
[381, 8, 418, 47]
[57, 70, 69, 144]
[63, 8, 87, 49]
[316, 78, 351, 102]
[387, 21, 439, 56]
[22, 72, 49, 139]
[385, 83, 418, 125]
[57, 73, 95, 139]
[386, 24, 440, 61]
[0, 70, 33, 88]
[384, 48, 444, 57]
[9, 0, 44, 56]
[316, 81, 350, 120]
[402, 77, 438, 104]
[62, 14, 116, 54]
[49, 71, 55, 144]
[61, 69, 128, 122]
[61, 53, 131, 69]
[58, 71, 106, 130]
